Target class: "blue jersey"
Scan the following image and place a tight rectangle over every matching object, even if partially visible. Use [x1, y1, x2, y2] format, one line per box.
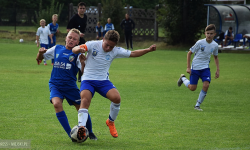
[43, 45, 81, 88]
[105, 23, 114, 31]
[47, 23, 59, 35]
[96, 25, 103, 37]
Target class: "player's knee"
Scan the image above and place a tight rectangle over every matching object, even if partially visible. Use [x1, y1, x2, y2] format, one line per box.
[189, 85, 197, 91]
[203, 82, 210, 90]
[52, 101, 62, 110]
[111, 96, 121, 104]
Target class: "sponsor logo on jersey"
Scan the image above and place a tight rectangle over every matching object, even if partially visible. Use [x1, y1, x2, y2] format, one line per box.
[92, 49, 99, 56]
[66, 63, 72, 70]
[106, 55, 111, 60]
[69, 55, 75, 62]
[60, 62, 65, 69]
[200, 45, 206, 51]
[63, 53, 69, 55]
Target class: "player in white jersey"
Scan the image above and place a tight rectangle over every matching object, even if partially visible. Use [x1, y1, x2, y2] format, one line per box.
[36, 28, 97, 141]
[36, 19, 53, 65]
[177, 24, 220, 111]
[72, 30, 156, 141]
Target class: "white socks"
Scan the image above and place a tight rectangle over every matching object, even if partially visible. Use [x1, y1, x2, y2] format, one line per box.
[109, 102, 120, 121]
[182, 77, 190, 87]
[78, 108, 88, 127]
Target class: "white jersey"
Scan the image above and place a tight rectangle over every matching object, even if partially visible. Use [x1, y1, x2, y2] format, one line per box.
[80, 40, 131, 80]
[190, 38, 218, 70]
[36, 26, 51, 44]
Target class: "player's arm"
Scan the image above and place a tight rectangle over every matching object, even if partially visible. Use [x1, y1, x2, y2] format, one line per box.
[214, 55, 220, 79]
[72, 44, 88, 54]
[49, 34, 53, 43]
[130, 44, 156, 57]
[186, 51, 193, 74]
[36, 35, 39, 47]
[36, 47, 47, 61]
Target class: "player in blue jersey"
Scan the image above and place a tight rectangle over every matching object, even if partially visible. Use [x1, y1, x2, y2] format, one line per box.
[177, 24, 220, 111]
[104, 18, 114, 36]
[36, 28, 97, 141]
[36, 19, 53, 65]
[96, 22, 103, 40]
[72, 30, 156, 141]
[47, 14, 59, 65]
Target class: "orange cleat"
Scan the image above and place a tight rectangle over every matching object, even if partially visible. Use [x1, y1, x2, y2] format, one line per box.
[106, 119, 118, 138]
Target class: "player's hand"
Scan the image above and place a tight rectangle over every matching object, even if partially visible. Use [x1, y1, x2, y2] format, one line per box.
[36, 43, 39, 47]
[79, 53, 86, 63]
[215, 70, 219, 79]
[149, 44, 156, 51]
[78, 45, 87, 53]
[38, 47, 47, 54]
[51, 40, 53, 44]
[186, 68, 191, 75]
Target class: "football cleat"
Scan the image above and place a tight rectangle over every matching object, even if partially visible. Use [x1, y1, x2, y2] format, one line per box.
[77, 126, 88, 142]
[106, 119, 118, 138]
[89, 132, 98, 140]
[194, 106, 203, 111]
[177, 74, 186, 87]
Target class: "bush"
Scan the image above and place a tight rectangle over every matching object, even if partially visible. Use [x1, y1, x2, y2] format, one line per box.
[33, 0, 63, 28]
[158, 0, 210, 45]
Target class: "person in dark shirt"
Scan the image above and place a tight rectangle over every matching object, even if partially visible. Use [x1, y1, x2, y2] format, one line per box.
[120, 13, 135, 50]
[67, 2, 87, 82]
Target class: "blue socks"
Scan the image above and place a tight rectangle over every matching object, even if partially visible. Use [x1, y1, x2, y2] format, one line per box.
[86, 114, 93, 133]
[56, 111, 71, 138]
[195, 89, 207, 107]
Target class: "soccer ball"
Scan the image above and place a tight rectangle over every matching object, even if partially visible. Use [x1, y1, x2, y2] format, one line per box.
[70, 125, 89, 143]
[19, 39, 24, 43]
[35, 40, 37, 43]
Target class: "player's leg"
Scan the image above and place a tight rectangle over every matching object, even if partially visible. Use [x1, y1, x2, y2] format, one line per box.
[105, 88, 120, 138]
[77, 81, 94, 141]
[51, 97, 71, 138]
[195, 68, 211, 111]
[73, 103, 97, 140]
[125, 32, 129, 49]
[129, 30, 133, 50]
[177, 73, 198, 91]
[40, 44, 48, 65]
[224, 36, 228, 46]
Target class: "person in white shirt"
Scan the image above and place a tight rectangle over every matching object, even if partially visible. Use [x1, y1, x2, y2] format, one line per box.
[36, 19, 53, 65]
[177, 24, 220, 111]
[72, 30, 156, 141]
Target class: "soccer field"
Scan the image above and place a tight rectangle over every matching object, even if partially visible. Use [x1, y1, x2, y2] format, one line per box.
[0, 43, 250, 150]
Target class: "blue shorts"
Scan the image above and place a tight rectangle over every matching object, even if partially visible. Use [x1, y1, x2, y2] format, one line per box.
[40, 44, 48, 49]
[80, 80, 116, 98]
[190, 68, 211, 85]
[49, 83, 81, 105]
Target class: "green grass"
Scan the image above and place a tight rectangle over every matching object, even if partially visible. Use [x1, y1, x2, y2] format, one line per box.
[0, 43, 250, 150]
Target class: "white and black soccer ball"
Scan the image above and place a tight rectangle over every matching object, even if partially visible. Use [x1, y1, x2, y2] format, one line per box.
[19, 39, 24, 43]
[70, 125, 89, 143]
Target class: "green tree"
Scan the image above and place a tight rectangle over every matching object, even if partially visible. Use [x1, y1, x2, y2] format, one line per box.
[158, 0, 211, 45]
[101, 0, 125, 41]
[33, 0, 64, 28]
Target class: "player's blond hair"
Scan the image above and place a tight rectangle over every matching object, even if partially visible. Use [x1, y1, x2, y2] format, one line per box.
[52, 14, 58, 17]
[40, 19, 46, 23]
[68, 28, 81, 40]
[104, 30, 120, 44]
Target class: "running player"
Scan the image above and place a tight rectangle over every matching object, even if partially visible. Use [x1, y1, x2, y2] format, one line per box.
[36, 19, 53, 65]
[36, 28, 97, 141]
[72, 30, 156, 141]
[177, 24, 220, 111]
